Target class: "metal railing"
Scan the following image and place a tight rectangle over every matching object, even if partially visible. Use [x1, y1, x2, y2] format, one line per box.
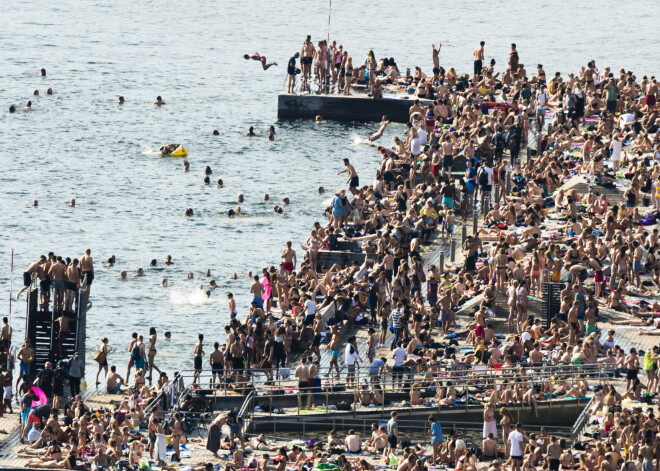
[570, 394, 596, 443]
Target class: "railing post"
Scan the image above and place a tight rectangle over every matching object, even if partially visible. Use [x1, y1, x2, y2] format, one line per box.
[326, 389, 329, 415]
[269, 389, 273, 417]
[472, 211, 478, 235]
[506, 172, 511, 195]
[450, 240, 456, 263]
[461, 226, 467, 245]
[439, 252, 445, 277]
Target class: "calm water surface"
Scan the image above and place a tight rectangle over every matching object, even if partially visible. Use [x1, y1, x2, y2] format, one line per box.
[0, 0, 657, 374]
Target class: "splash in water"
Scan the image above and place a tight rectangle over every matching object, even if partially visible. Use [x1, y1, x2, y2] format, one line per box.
[169, 285, 223, 306]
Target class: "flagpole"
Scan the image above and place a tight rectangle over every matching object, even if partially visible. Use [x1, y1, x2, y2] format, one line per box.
[9, 250, 13, 319]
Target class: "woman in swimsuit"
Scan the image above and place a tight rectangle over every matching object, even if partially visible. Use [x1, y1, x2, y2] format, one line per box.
[95, 337, 110, 386]
[516, 281, 529, 331]
[305, 230, 322, 273]
[147, 327, 161, 382]
[530, 250, 542, 297]
[343, 57, 354, 96]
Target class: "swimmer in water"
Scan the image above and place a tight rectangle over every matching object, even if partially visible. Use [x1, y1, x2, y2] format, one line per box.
[246, 126, 255, 136]
[33, 90, 39, 96]
[40, 68, 46, 77]
[69, 198, 76, 207]
[315, 115, 324, 124]
[187, 272, 194, 279]
[235, 206, 241, 214]
[159, 144, 182, 156]
[25, 101, 32, 110]
[164, 331, 171, 340]
[282, 197, 290, 205]
[32, 199, 38, 207]
[209, 280, 217, 288]
[268, 126, 275, 141]
[120, 271, 127, 279]
[243, 52, 278, 71]
[318, 186, 325, 194]
[247, 271, 253, 278]
[9, 105, 16, 113]
[184, 208, 194, 217]
[264, 194, 270, 201]
[368, 115, 390, 142]
[205, 166, 212, 175]
[228, 209, 236, 218]
[46, 88, 53, 95]
[274, 205, 283, 214]
[203, 176, 210, 185]
[154, 96, 165, 105]
[135, 268, 144, 277]
[183, 161, 190, 172]
[217, 179, 224, 188]
[165, 255, 173, 266]
[150, 259, 157, 267]
[117, 96, 124, 104]
[229, 273, 238, 280]
[237, 194, 244, 203]
[205, 289, 211, 298]
[213, 130, 219, 135]
[205, 269, 211, 277]
[161, 278, 168, 287]
[107, 255, 116, 266]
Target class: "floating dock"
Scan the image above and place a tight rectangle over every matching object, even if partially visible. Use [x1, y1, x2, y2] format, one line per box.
[278, 93, 429, 122]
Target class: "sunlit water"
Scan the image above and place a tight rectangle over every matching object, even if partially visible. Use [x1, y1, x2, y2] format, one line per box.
[0, 0, 657, 376]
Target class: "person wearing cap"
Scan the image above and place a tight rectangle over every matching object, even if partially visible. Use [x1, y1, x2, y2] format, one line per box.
[68, 352, 85, 396]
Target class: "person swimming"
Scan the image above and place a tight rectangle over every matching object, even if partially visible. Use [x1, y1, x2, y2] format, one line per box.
[184, 208, 194, 217]
[237, 194, 244, 203]
[217, 179, 224, 188]
[246, 126, 255, 136]
[159, 144, 182, 156]
[204, 176, 210, 185]
[69, 198, 76, 207]
[213, 130, 219, 135]
[154, 96, 165, 105]
[264, 194, 270, 201]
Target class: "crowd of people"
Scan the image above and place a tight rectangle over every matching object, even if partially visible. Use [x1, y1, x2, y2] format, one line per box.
[4, 36, 660, 471]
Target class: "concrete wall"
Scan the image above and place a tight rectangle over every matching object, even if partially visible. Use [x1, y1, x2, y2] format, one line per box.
[278, 93, 424, 123]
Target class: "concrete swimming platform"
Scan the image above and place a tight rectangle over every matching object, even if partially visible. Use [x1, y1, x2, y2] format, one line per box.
[278, 92, 429, 122]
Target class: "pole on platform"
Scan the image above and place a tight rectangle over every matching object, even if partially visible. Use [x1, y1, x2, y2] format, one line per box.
[506, 172, 511, 195]
[461, 226, 467, 245]
[450, 240, 456, 263]
[439, 252, 445, 276]
[472, 211, 478, 234]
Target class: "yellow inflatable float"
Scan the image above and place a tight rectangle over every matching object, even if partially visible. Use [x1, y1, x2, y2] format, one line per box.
[159, 144, 188, 157]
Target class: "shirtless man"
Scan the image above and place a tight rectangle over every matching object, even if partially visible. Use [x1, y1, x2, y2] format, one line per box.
[368, 115, 390, 142]
[324, 324, 341, 377]
[281, 241, 297, 274]
[432, 43, 442, 81]
[243, 53, 277, 71]
[193, 334, 204, 385]
[48, 257, 67, 313]
[473, 41, 485, 78]
[36, 256, 51, 311]
[227, 293, 237, 318]
[55, 313, 78, 358]
[64, 259, 80, 312]
[294, 358, 309, 408]
[439, 291, 452, 334]
[0, 317, 12, 355]
[16, 338, 35, 392]
[250, 276, 264, 310]
[315, 41, 328, 86]
[79, 249, 94, 297]
[16, 259, 40, 300]
[210, 342, 224, 388]
[105, 365, 125, 394]
[338, 158, 359, 194]
[300, 35, 315, 92]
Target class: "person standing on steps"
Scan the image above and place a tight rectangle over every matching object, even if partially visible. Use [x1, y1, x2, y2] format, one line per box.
[193, 334, 204, 386]
[79, 249, 94, 298]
